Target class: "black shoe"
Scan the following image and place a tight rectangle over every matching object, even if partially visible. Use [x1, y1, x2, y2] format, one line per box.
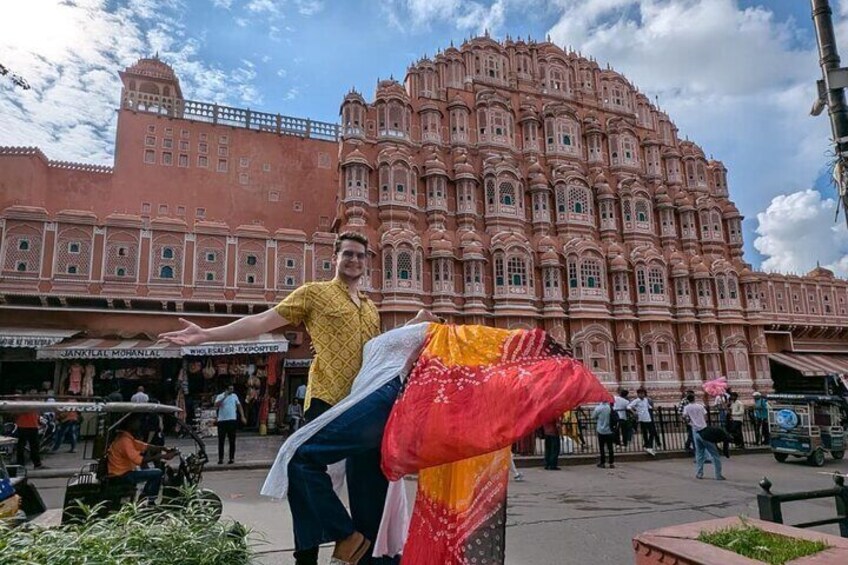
[551, 466, 561, 470]
[227, 459, 234, 464]
[217, 460, 223, 465]
[597, 463, 605, 468]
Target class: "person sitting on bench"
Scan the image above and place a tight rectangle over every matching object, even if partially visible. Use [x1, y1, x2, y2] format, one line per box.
[106, 416, 176, 504]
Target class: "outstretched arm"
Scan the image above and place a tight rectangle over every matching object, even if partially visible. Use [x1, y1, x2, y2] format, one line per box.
[158, 308, 289, 346]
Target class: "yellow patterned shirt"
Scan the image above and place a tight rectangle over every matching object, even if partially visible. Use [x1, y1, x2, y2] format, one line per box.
[275, 278, 380, 409]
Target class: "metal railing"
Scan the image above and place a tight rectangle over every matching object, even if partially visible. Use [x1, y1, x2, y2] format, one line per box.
[512, 405, 765, 457]
[122, 91, 340, 141]
[757, 475, 848, 537]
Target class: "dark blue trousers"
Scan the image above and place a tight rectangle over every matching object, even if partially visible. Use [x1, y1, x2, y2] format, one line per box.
[289, 377, 402, 565]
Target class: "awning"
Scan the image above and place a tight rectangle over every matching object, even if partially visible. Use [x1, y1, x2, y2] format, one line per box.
[181, 333, 288, 357]
[0, 328, 79, 348]
[37, 339, 182, 360]
[769, 352, 848, 377]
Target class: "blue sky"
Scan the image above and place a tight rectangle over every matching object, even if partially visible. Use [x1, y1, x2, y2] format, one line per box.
[2, 0, 848, 275]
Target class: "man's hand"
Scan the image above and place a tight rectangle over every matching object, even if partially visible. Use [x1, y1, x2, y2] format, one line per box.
[162, 448, 179, 461]
[158, 318, 208, 346]
[407, 309, 443, 325]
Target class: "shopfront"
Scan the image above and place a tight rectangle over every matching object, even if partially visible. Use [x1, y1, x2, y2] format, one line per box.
[0, 328, 78, 394]
[36, 338, 184, 402]
[181, 335, 287, 435]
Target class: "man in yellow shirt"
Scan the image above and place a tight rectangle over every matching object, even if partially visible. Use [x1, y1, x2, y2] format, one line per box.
[160, 232, 432, 565]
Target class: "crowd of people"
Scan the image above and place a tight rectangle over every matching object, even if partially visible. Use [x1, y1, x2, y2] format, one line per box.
[533, 385, 770, 482]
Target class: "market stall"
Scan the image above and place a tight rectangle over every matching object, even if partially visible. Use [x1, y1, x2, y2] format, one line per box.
[181, 334, 288, 437]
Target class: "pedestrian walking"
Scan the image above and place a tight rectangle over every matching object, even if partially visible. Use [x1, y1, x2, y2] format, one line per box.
[679, 390, 695, 453]
[683, 392, 728, 480]
[214, 383, 246, 464]
[694, 425, 731, 481]
[592, 402, 616, 469]
[52, 399, 79, 454]
[728, 392, 745, 448]
[16, 390, 43, 469]
[542, 416, 562, 470]
[130, 386, 149, 403]
[613, 389, 633, 447]
[713, 388, 730, 428]
[753, 392, 770, 445]
[629, 388, 659, 456]
[287, 397, 304, 434]
[509, 453, 523, 482]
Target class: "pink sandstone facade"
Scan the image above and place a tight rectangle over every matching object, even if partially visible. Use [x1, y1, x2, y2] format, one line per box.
[2, 38, 848, 401]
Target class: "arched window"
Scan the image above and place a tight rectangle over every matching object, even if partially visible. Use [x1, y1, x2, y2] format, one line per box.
[499, 182, 515, 206]
[159, 266, 174, 279]
[567, 185, 591, 223]
[622, 199, 633, 230]
[162, 247, 174, 259]
[382, 249, 393, 289]
[486, 179, 496, 212]
[649, 267, 664, 296]
[507, 256, 526, 287]
[555, 184, 567, 217]
[397, 252, 412, 280]
[581, 259, 602, 290]
[635, 199, 650, 230]
[710, 210, 723, 241]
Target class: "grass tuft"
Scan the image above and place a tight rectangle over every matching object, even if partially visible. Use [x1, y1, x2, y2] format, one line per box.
[697, 523, 829, 565]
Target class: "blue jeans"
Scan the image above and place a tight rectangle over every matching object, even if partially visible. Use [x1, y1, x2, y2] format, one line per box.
[694, 431, 722, 478]
[121, 468, 163, 502]
[288, 377, 402, 565]
[53, 421, 77, 452]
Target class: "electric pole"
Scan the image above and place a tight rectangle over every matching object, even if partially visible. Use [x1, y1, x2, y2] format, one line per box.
[811, 0, 848, 226]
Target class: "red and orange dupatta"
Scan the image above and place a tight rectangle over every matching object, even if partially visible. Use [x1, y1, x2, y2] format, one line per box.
[381, 324, 611, 564]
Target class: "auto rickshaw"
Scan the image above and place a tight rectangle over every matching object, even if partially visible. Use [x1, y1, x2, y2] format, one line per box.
[0, 400, 221, 525]
[767, 393, 848, 466]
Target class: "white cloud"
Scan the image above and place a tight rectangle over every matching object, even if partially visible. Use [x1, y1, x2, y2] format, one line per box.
[211, 0, 233, 9]
[754, 189, 848, 276]
[0, 0, 261, 164]
[382, 0, 510, 34]
[246, 0, 282, 16]
[283, 86, 299, 100]
[295, 0, 324, 16]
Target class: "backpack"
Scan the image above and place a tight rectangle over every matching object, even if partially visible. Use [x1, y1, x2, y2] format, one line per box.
[608, 403, 621, 433]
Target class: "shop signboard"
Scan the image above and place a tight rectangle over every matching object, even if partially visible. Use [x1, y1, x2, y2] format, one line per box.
[181, 341, 288, 357]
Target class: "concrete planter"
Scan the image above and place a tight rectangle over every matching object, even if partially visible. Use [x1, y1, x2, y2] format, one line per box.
[633, 516, 848, 564]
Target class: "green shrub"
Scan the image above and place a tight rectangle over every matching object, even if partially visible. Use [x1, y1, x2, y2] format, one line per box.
[0, 487, 254, 565]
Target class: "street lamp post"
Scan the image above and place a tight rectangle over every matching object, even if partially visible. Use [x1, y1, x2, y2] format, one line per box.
[811, 0, 848, 226]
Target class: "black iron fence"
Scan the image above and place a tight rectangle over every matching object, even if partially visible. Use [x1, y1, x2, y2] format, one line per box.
[513, 405, 766, 457]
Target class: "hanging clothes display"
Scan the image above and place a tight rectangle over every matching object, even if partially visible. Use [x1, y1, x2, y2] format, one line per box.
[266, 353, 279, 387]
[81, 364, 95, 397]
[67, 363, 84, 395]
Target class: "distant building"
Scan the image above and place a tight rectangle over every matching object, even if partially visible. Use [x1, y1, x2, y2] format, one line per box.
[1, 39, 847, 402]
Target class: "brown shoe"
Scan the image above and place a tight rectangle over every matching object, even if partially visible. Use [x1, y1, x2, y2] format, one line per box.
[331, 531, 370, 564]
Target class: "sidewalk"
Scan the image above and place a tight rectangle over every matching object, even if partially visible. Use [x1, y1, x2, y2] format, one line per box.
[23, 431, 769, 479]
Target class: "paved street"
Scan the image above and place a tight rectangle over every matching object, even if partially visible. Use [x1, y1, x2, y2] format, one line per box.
[33, 451, 848, 564]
